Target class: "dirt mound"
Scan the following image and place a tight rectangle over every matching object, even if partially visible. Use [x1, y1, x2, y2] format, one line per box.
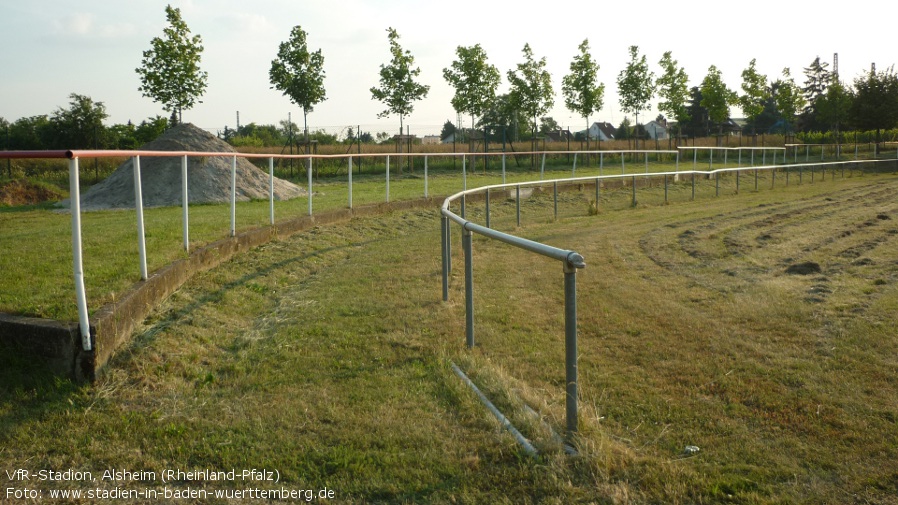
[785, 261, 822, 275]
[61, 123, 305, 210]
[0, 179, 66, 206]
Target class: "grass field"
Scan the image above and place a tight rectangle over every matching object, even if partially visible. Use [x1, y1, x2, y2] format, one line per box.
[2, 164, 898, 503]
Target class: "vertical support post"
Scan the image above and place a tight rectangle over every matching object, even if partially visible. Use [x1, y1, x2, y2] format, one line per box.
[182, 155, 189, 250]
[599, 152, 604, 176]
[621, 151, 626, 174]
[461, 194, 466, 219]
[133, 156, 148, 280]
[664, 174, 667, 205]
[307, 157, 313, 216]
[693, 148, 697, 171]
[631, 175, 637, 207]
[516, 185, 521, 227]
[69, 157, 92, 351]
[738, 149, 742, 167]
[644, 151, 648, 174]
[441, 215, 449, 302]
[231, 155, 237, 236]
[755, 169, 759, 191]
[268, 157, 274, 225]
[595, 178, 600, 209]
[573, 152, 578, 177]
[715, 172, 720, 197]
[553, 181, 558, 220]
[348, 156, 353, 209]
[563, 263, 579, 435]
[541, 152, 546, 179]
[691, 172, 695, 200]
[463, 228, 474, 348]
[724, 149, 728, 168]
[709, 148, 713, 170]
[485, 189, 491, 229]
[736, 169, 740, 193]
[386, 155, 390, 202]
[447, 212, 452, 273]
[772, 166, 776, 188]
[424, 155, 428, 198]
[463, 154, 467, 190]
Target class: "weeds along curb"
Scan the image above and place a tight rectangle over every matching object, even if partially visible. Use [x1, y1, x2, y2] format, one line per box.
[0, 197, 439, 382]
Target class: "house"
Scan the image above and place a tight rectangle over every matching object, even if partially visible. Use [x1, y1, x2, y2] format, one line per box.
[544, 129, 573, 142]
[422, 135, 441, 145]
[581, 122, 616, 141]
[644, 120, 668, 140]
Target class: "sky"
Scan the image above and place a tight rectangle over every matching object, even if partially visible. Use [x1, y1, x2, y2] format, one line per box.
[1, 0, 894, 138]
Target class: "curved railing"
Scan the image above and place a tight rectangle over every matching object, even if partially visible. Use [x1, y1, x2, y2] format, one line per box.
[438, 156, 887, 438]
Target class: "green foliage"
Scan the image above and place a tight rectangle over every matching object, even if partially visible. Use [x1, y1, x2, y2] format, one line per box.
[48, 93, 109, 149]
[656, 51, 690, 132]
[816, 79, 853, 134]
[135, 5, 208, 122]
[370, 27, 430, 132]
[440, 120, 456, 141]
[442, 44, 501, 131]
[562, 39, 605, 132]
[740, 58, 768, 133]
[700, 65, 737, 130]
[269, 25, 326, 140]
[507, 43, 554, 137]
[773, 68, 806, 130]
[616, 46, 655, 127]
[850, 65, 898, 144]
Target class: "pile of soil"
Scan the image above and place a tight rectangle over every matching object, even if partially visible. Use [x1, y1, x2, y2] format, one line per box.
[0, 179, 66, 206]
[62, 123, 305, 210]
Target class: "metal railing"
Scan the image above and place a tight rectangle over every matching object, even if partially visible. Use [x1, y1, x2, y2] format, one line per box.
[438, 156, 891, 439]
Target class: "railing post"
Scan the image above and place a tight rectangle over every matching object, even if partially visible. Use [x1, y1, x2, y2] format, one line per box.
[553, 181, 558, 220]
[231, 155, 237, 236]
[69, 157, 92, 351]
[441, 215, 449, 302]
[182, 155, 190, 251]
[691, 172, 695, 200]
[307, 157, 313, 216]
[631, 175, 637, 207]
[516, 185, 521, 227]
[563, 261, 579, 436]
[463, 154, 467, 190]
[485, 189, 491, 229]
[133, 156, 148, 280]
[463, 228, 475, 349]
[424, 155, 428, 198]
[573, 152, 578, 177]
[664, 174, 667, 205]
[736, 169, 740, 193]
[755, 169, 759, 191]
[348, 156, 353, 209]
[595, 177, 600, 210]
[541, 152, 546, 179]
[268, 157, 275, 225]
[386, 155, 390, 202]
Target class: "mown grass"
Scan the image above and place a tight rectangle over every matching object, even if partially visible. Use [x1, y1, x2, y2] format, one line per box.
[2, 159, 898, 502]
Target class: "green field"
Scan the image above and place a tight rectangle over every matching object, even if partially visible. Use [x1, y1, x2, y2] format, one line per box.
[2, 164, 898, 503]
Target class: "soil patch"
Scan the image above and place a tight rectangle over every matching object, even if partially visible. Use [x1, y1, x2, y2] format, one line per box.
[785, 261, 822, 275]
[0, 179, 65, 206]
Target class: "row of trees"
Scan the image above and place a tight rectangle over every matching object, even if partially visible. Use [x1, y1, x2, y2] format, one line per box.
[5, 5, 898, 153]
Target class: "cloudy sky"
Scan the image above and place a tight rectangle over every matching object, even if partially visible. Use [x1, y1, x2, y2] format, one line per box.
[1, 0, 893, 137]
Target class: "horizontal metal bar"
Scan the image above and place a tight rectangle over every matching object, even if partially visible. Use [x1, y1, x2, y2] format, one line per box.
[461, 220, 585, 269]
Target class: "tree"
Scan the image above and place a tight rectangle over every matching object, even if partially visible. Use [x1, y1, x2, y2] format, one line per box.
[801, 56, 831, 131]
[49, 93, 109, 149]
[562, 39, 605, 149]
[700, 65, 738, 139]
[269, 25, 326, 147]
[773, 68, 806, 133]
[617, 46, 655, 148]
[740, 58, 768, 136]
[684, 86, 709, 137]
[136, 5, 208, 123]
[442, 44, 501, 144]
[479, 93, 527, 142]
[655, 51, 690, 138]
[507, 43, 554, 144]
[539, 116, 560, 135]
[850, 65, 898, 152]
[370, 27, 430, 142]
[816, 79, 853, 141]
[440, 120, 456, 141]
